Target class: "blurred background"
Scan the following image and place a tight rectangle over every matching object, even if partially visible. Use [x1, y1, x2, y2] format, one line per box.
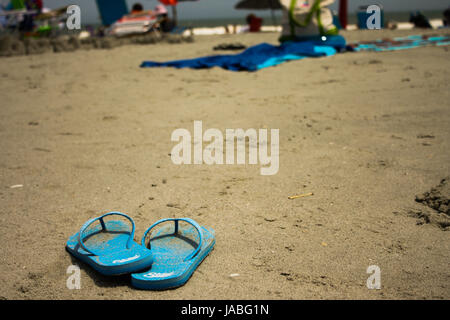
[16, 0, 450, 27]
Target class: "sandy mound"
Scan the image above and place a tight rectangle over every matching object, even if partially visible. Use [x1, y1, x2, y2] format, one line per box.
[415, 177, 450, 216]
[0, 33, 193, 58]
[409, 178, 450, 230]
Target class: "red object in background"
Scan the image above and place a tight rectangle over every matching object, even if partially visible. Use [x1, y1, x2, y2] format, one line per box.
[246, 14, 262, 32]
[159, 0, 178, 5]
[338, 0, 348, 29]
[249, 16, 262, 32]
[35, 0, 43, 9]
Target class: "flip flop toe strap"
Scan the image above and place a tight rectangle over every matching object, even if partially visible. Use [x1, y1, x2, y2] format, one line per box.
[141, 218, 203, 262]
[77, 211, 136, 256]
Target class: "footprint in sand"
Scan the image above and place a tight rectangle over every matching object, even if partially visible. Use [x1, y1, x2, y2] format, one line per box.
[102, 116, 118, 121]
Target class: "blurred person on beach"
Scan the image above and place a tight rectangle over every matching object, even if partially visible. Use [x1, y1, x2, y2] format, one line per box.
[154, 4, 175, 33]
[409, 11, 432, 29]
[131, 2, 144, 14]
[127, 2, 173, 31]
[279, 0, 339, 42]
[443, 7, 450, 27]
[17, 0, 42, 32]
[120, 2, 174, 33]
[128, 2, 154, 17]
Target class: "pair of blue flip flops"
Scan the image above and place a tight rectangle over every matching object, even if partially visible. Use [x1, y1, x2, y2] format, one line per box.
[66, 212, 215, 290]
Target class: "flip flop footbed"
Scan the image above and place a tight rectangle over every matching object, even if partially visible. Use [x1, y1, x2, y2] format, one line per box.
[131, 222, 215, 289]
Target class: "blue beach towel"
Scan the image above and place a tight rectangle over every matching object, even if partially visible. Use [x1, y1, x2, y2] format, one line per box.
[140, 34, 450, 72]
[349, 34, 450, 52]
[141, 35, 347, 72]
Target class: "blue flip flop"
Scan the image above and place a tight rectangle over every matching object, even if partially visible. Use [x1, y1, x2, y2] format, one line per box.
[131, 218, 215, 290]
[66, 212, 154, 276]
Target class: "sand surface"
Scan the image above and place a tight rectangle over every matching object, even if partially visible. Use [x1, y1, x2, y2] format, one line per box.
[0, 29, 449, 299]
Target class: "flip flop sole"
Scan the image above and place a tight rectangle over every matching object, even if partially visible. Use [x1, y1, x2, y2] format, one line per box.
[66, 219, 153, 276]
[66, 243, 154, 276]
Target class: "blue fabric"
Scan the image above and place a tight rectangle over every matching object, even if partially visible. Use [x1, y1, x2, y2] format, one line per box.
[141, 35, 347, 72]
[350, 34, 450, 52]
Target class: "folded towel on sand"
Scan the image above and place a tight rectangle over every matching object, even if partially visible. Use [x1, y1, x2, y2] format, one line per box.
[140, 35, 347, 72]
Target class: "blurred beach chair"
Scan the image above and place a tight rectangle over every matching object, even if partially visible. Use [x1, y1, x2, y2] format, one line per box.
[108, 4, 188, 38]
[0, 5, 69, 37]
[108, 12, 159, 37]
[34, 6, 68, 21]
[0, 8, 38, 33]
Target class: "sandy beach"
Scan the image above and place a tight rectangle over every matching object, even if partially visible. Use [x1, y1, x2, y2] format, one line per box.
[0, 28, 449, 299]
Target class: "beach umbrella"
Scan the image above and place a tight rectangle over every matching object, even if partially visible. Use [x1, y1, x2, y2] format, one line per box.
[96, 0, 129, 26]
[234, 0, 282, 25]
[159, 0, 198, 26]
